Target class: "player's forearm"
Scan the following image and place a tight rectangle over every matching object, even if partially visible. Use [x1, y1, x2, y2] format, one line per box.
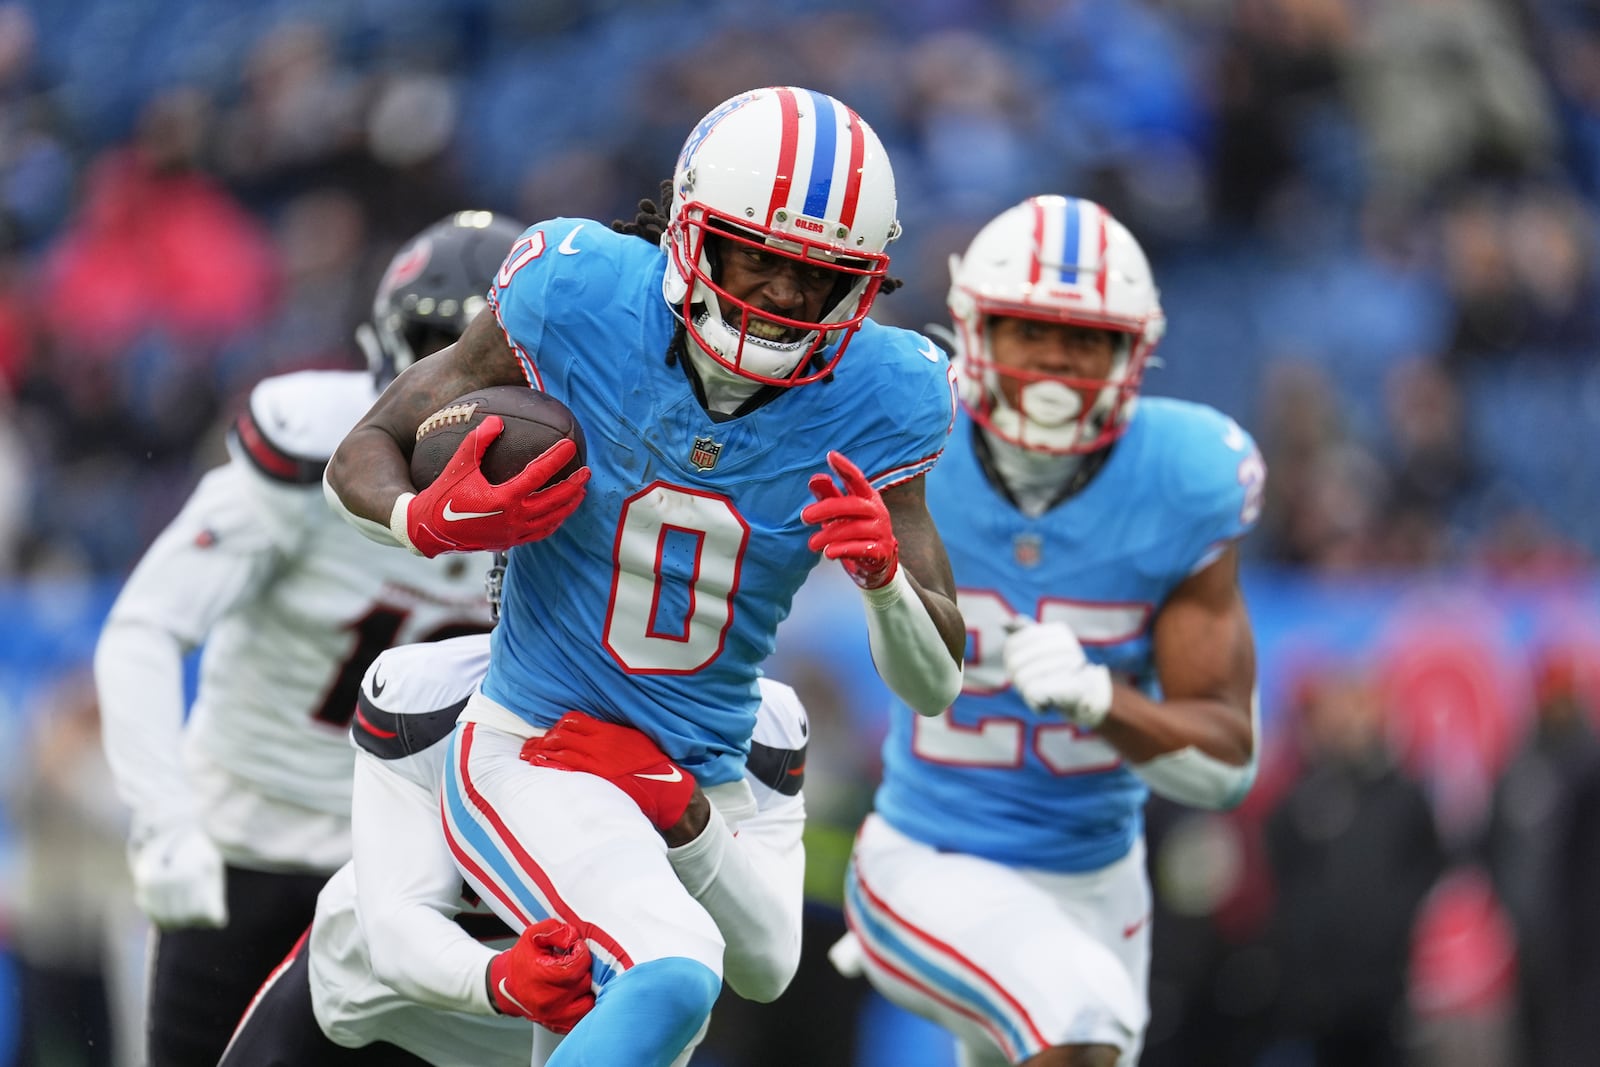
[324, 425, 416, 545]
[367, 908, 499, 1014]
[1101, 687, 1259, 810]
[93, 619, 196, 827]
[862, 569, 964, 716]
[1096, 684, 1254, 765]
[352, 752, 502, 1012]
[667, 805, 803, 1002]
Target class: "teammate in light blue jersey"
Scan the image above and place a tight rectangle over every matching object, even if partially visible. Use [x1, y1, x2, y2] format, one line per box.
[324, 87, 965, 1067]
[835, 196, 1266, 1067]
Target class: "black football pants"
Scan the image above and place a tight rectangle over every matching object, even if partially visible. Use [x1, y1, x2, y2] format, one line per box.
[216, 931, 432, 1067]
[145, 865, 328, 1067]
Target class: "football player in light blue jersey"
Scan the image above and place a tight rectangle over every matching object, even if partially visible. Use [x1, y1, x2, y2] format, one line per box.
[834, 196, 1266, 1067]
[323, 86, 965, 1066]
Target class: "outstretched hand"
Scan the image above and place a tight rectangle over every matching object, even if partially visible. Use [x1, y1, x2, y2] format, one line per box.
[801, 451, 899, 590]
[404, 416, 589, 557]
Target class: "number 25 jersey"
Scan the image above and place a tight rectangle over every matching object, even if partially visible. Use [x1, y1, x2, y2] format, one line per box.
[875, 399, 1265, 873]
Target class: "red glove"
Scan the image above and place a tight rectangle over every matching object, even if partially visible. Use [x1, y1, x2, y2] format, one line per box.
[521, 712, 695, 831]
[800, 451, 899, 590]
[405, 416, 590, 557]
[487, 918, 594, 1032]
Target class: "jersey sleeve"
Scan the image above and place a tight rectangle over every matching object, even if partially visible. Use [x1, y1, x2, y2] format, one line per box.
[1162, 406, 1267, 575]
[96, 470, 276, 828]
[103, 463, 298, 644]
[350, 748, 497, 1015]
[746, 678, 809, 805]
[229, 370, 375, 487]
[486, 218, 611, 390]
[855, 329, 958, 492]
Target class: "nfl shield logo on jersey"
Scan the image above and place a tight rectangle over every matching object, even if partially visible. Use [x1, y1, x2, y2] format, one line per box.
[689, 435, 723, 471]
[1013, 533, 1042, 568]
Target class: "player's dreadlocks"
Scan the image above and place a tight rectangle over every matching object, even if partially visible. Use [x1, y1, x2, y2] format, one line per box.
[611, 180, 677, 245]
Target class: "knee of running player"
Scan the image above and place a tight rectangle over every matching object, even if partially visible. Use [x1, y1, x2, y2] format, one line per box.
[589, 956, 720, 1051]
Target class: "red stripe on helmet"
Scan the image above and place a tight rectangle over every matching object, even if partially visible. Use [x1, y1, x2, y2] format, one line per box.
[1027, 197, 1046, 287]
[837, 105, 866, 230]
[1093, 202, 1110, 302]
[765, 88, 801, 226]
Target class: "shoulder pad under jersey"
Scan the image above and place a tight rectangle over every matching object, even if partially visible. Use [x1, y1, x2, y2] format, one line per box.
[823, 320, 957, 492]
[1142, 398, 1266, 565]
[231, 370, 377, 486]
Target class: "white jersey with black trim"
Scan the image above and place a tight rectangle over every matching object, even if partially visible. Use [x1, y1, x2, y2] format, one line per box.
[96, 369, 493, 871]
[308, 633, 807, 1064]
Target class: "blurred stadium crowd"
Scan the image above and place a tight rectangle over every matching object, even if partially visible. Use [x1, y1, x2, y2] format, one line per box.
[2, 0, 1600, 576]
[1, 0, 1600, 1065]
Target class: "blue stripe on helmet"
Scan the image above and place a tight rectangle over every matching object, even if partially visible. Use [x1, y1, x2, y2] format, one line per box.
[1058, 197, 1081, 284]
[802, 89, 838, 218]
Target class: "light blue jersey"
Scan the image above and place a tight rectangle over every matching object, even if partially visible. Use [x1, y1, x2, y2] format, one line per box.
[481, 218, 954, 786]
[875, 399, 1264, 871]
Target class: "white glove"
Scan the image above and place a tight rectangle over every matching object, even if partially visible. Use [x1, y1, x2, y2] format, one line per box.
[1002, 620, 1114, 728]
[129, 823, 228, 928]
[828, 932, 866, 978]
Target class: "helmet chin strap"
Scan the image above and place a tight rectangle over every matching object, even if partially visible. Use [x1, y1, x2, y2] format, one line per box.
[687, 303, 815, 412]
[682, 324, 766, 415]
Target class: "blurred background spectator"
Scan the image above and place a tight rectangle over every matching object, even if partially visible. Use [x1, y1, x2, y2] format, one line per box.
[1258, 662, 1448, 1066]
[2, 672, 143, 1067]
[1, 0, 1598, 1064]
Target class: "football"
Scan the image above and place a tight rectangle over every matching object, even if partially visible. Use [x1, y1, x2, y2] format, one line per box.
[410, 386, 586, 489]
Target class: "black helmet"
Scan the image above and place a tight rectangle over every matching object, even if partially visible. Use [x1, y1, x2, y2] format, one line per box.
[359, 210, 527, 385]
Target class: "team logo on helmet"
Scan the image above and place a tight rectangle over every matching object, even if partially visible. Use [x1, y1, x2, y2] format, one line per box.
[676, 90, 759, 179]
[378, 238, 432, 299]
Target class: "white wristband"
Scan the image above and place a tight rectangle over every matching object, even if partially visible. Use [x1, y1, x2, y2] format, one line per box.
[666, 805, 729, 898]
[389, 492, 421, 555]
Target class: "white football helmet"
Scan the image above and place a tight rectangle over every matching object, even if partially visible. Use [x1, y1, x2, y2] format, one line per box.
[948, 195, 1166, 454]
[663, 86, 902, 387]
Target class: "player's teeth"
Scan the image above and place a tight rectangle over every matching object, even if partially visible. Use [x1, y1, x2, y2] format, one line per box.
[748, 320, 787, 340]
